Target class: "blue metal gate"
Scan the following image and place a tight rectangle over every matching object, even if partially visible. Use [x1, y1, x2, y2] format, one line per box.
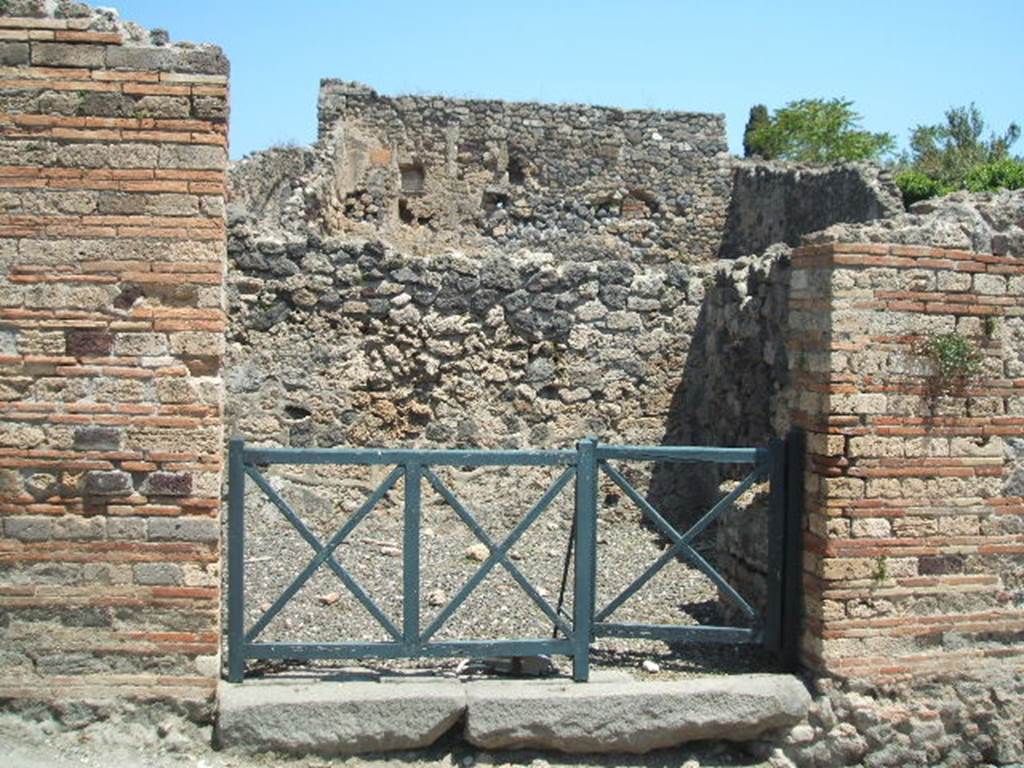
[226, 434, 803, 683]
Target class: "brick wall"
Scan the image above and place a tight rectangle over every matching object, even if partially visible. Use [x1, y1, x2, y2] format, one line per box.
[0, 7, 228, 712]
[788, 242, 1024, 681]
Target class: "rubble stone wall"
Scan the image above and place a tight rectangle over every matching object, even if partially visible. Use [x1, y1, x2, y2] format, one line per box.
[226, 229, 709, 475]
[313, 80, 732, 262]
[718, 161, 903, 258]
[0, 2, 229, 714]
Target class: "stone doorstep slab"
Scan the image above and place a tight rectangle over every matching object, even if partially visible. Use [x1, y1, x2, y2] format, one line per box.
[215, 672, 810, 756]
[216, 677, 466, 755]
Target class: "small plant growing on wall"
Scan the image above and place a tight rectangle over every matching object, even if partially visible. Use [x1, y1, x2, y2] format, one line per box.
[915, 332, 982, 397]
[982, 316, 998, 338]
[873, 556, 888, 583]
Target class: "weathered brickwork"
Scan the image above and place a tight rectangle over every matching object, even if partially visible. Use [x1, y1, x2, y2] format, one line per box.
[787, 242, 1024, 681]
[0, 3, 228, 712]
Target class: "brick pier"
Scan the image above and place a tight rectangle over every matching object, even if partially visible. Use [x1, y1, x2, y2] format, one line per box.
[788, 242, 1024, 680]
[0, 8, 228, 711]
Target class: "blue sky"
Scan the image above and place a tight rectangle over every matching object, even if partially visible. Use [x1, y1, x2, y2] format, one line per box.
[112, 1, 1023, 161]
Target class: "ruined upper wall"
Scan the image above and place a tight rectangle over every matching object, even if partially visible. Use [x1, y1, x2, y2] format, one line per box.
[806, 188, 1024, 255]
[313, 80, 732, 261]
[0, 0, 228, 74]
[718, 161, 903, 258]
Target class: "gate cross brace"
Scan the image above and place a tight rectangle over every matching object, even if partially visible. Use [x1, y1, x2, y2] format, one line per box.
[243, 465, 404, 643]
[595, 461, 763, 623]
[420, 465, 575, 642]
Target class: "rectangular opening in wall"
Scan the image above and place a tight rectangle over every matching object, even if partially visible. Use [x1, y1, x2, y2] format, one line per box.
[400, 162, 425, 194]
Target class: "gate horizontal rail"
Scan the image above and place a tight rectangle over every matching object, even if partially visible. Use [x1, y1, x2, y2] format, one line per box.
[227, 434, 801, 683]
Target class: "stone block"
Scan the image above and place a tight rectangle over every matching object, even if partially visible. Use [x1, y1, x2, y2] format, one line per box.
[937, 271, 972, 292]
[158, 143, 226, 170]
[4, 516, 52, 542]
[113, 332, 168, 356]
[133, 562, 182, 586]
[193, 95, 228, 120]
[851, 517, 891, 538]
[66, 329, 114, 357]
[464, 673, 810, 753]
[83, 470, 133, 496]
[0, 422, 45, 448]
[147, 517, 217, 542]
[918, 555, 964, 575]
[973, 274, 1007, 295]
[73, 426, 121, 451]
[0, 468, 21, 496]
[104, 45, 177, 71]
[52, 515, 105, 540]
[141, 471, 192, 497]
[0, 329, 16, 355]
[606, 311, 642, 331]
[31, 42, 106, 68]
[133, 94, 191, 118]
[107, 517, 146, 541]
[0, 42, 30, 66]
[169, 331, 225, 357]
[216, 679, 466, 754]
[175, 45, 229, 75]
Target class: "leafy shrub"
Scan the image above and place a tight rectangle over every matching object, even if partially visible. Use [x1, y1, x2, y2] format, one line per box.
[895, 170, 954, 206]
[896, 104, 1021, 204]
[963, 157, 1024, 192]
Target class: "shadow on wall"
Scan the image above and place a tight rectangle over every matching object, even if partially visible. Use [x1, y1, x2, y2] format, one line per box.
[647, 250, 792, 528]
[716, 163, 903, 259]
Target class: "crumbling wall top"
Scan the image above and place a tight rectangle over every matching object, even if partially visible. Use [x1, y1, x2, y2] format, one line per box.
[311, 79, 731, 260]
[804, 188, 1024, 255]
[1, 0, 228, 72]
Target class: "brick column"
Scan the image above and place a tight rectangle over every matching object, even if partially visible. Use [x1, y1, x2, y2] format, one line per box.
[0, 7, 228, 711]
[788, 242, 1024, 680]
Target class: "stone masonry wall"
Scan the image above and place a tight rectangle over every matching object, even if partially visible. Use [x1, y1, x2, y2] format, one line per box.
[0, 2, 228, 714]
[225, 85, 903, 527]
[718, 161, 903, 259]
[313, 80, 732, 262]
[227, 83, 740, 527]
[787, 241, 1023, 682]
[226, 227, 707, 464]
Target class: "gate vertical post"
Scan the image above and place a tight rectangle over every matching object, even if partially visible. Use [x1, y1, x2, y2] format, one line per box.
[403, 462, 422, 651]
[227, 437, 246, 683]
[573, 437, 598, 682]
[781, 427, 805, 670]
[765, 436, 786, 656]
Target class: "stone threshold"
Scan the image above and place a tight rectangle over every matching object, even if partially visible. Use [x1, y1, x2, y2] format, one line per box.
[216, 672, 810, 755]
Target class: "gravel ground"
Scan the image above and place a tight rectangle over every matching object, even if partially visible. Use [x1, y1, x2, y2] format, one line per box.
[235, 461, 776, 679]
[0, 711, 777, 768]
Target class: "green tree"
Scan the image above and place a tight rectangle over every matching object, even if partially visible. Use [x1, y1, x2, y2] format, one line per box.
[744, 98, 895, 165]
[896, 104, 1022, 205]
[742, 104, 771, 158]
